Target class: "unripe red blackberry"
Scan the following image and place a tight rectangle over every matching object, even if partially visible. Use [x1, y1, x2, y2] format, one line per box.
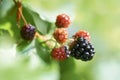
[20, 24, 36, 40]
[51, 46, 70, 61]
[53, 28, 68, 44]
[69, 37, 95, 61]
[55, 14, 71, 28]
[74, 30, 90, 41]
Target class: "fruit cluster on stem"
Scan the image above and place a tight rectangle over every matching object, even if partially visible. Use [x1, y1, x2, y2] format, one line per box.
[13, 0, 95, 62]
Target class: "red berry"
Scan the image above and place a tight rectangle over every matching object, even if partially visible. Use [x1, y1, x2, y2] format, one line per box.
[55, 14, 71, 28]
[51, 46, 69, 61]
[53, 28, 68, 44]
[74, 30, 90, 41]
[20, 24, 36, 40]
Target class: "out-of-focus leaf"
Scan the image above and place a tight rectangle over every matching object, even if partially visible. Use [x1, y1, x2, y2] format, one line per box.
[59, 58, 79, 80]
[0, 22, 13, 37]
[35, 38, 51, 64]
[0, 6, 21, 41]
[0, 0, 13, 19]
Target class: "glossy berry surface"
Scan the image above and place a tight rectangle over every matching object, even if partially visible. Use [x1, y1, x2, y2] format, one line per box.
[51, 46, 70, 61]
[53, 28, 68, 44]
[55, 14, 71, 28]
[21, 24, 36, 40]
[74, 30, 90, 41]
[70, 37, 95, 61]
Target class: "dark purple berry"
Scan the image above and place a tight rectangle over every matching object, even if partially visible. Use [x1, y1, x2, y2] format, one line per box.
[21, 24, 36, 40]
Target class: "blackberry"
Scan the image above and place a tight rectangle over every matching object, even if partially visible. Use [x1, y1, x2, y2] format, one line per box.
[53, 28, 68, 44]
[74, 30, 90, 41]
[51, 46, 70, 61]
[21, 24, 36, 40]
[70, 37, 95, 61]
[55, 14, 71, 28]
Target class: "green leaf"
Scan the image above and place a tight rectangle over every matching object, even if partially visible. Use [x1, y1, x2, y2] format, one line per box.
[0, 0, 13, 19]
[0, 22, 13, 37]
[35, 38, 51, 64]
[0, 6, 21, 41]
[17, 40, 35, 54]
[59, 58, 79, 80]
[23, 6, 53, 35]
[22, 7, 35, 26]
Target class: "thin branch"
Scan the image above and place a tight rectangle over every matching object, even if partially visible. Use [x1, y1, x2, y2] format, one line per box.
[13, 0, 28, 26]
[35, 32, 57, 48]
[18, 7, 28, 26]
[35, 32, 45, 39]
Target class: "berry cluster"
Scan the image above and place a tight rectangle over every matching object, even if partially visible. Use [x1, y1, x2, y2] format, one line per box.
[51, 14, 95, 62]
[19, 10, 95, 62]
[14, 0, 95, 63]
[53, 14, 71, 44]
[51, 14, 71, 60]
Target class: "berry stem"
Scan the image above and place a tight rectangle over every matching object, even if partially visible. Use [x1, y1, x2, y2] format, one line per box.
[35, 32, 46, 40]
[35, 32, 57, 48]
[13, 0, 28, 26]
[35, 32, 53, 43]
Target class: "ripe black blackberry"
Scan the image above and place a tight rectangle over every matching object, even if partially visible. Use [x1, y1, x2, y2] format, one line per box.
[21, 24, 36, 40]
[69, 37, 95, 61]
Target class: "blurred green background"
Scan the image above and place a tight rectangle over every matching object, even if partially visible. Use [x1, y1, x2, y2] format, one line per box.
[0, 0, 120, 80]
